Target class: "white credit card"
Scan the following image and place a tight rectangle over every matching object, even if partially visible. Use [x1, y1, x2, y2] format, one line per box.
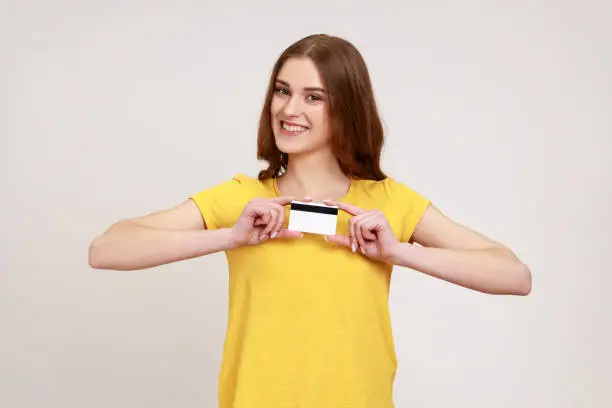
[287, 200, 339, 236]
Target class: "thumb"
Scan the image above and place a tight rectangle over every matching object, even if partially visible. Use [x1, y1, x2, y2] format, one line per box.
[275, 229, 304, 239]
[324, 235, 351, 247]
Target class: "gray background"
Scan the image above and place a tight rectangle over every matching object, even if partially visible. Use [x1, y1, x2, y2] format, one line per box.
[2, 1, 610, 407]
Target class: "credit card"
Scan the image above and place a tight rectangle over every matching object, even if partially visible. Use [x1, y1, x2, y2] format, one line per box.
[287, 200, 339, 236]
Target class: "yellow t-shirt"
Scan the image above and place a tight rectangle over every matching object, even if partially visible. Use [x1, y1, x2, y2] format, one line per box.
[190, 173, 430, 408]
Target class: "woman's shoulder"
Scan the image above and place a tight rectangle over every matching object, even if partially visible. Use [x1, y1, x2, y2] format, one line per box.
[353, 175, 416, 193]
[352, 176, 429, 205]
[191, 172, 270, 198]
[210, 173, 275, 196]
[227, 173, 262, 186]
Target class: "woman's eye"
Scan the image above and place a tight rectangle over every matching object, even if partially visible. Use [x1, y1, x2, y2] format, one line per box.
[274, 87, 289, 96]
[307, 94, 321, 102]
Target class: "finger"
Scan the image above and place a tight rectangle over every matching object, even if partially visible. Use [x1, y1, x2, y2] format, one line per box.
[275, 229, 304, 239]
[255, 210, 271, 228]
[360, 213, 379, 241]
[269, 196, 297, 206]
[259, 208, 276, 239]
[270, 205, 285, 238]
[361, 223, 377, 241]
[324, 234, 351, 247]
[353, 215, 368, 252]
[254, 218, 267, 227]
[263, 206, 280, 239]
[264, 205, 285, 239]
[322, 199, 365, 216]
[349, 216, 358, 253]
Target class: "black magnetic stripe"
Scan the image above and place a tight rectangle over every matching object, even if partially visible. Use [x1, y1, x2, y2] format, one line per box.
[290, 203, 339, 215]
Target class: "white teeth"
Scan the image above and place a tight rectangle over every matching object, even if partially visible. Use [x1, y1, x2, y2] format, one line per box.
[282, 122, 308, 133]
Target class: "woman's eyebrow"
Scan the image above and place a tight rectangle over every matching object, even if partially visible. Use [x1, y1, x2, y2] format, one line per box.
[275, 79, 327, 93]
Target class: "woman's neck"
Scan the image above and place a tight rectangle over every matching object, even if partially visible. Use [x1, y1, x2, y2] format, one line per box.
[277, 150, 350, 201]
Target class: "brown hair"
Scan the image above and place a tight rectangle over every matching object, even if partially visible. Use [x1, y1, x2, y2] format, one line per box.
[256, 34, 387, 181]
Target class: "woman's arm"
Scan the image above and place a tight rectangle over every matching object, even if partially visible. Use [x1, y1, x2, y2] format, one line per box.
[88, 199, 239, 271]
[391, 205, 532, 295]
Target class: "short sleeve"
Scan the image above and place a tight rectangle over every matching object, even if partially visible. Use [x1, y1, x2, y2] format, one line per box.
[189, 174, 257, 230]
[384, 178, 431, 243]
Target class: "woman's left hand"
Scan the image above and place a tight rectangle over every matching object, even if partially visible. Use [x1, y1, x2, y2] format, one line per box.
[322, 199, 401, 263]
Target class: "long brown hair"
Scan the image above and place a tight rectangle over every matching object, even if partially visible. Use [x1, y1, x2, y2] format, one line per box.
[256, 34, 387, 181]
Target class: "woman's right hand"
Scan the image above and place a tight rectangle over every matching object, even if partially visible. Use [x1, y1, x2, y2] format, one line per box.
[230, 196, 303, 246]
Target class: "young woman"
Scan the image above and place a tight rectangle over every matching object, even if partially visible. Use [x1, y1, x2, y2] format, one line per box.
[89, 34, 531, 408]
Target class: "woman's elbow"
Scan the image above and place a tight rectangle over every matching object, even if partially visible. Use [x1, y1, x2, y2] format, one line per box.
[88, 236, 108, 269]
[513, 262, 532, 296]
[88, 231, 122, 270]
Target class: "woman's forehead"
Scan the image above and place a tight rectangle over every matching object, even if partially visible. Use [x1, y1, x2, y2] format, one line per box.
[276, 57, 325, 90]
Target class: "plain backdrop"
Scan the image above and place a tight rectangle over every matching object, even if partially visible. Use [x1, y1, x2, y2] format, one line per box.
[1, 1, 611, 407]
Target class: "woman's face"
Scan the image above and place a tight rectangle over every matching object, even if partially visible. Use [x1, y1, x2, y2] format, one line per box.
[270, 57, 331, 156]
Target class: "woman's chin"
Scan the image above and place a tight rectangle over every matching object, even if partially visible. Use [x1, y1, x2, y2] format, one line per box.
[275, 138, 309, 155]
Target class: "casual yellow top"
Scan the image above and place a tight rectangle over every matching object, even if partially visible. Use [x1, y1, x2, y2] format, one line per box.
[190, 173, 430, 408]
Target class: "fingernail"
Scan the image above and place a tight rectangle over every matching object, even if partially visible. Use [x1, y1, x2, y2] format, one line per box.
[351, 242, 357, 253]
[270, 232, 277, 239]
[260, 234, 267, 240]
[360, 247, 365, 255]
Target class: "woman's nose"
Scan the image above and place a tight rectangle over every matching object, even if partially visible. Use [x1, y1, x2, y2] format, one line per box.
[282, 96, 301, 116]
